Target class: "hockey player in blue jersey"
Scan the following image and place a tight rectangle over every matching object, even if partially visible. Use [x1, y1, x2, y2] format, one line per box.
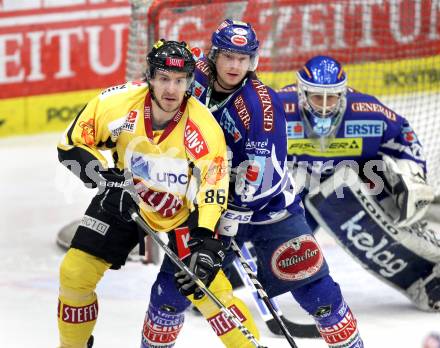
[278, 55, 440, 312]
[180, 19, 364, 348]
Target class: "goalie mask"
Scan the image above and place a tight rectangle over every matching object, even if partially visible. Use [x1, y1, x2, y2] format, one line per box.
[146, 39, 196, 91]
[297, 56, 347, 150]
[208, 19, 260, 71]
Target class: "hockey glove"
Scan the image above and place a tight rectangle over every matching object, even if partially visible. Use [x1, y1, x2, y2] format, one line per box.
[97, 168, 138, 222]
[382, 155, 435, 226]
[175, 227, 225, 299]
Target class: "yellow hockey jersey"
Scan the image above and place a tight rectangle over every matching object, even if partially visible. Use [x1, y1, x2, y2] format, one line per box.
[58, 81, 228, 232]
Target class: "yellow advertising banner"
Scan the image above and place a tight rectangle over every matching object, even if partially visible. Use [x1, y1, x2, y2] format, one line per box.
[261, 55, 440, 95]
[0, 89, 100, 137]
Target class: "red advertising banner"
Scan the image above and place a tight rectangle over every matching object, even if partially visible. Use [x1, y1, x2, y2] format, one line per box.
[150, 0, 440, 71]
[0, 0, 130, 99]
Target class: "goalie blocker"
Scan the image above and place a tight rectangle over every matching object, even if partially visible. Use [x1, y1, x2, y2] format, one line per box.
[305, 166, 440, 312]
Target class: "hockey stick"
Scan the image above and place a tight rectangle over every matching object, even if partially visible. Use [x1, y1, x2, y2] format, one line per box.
[230, 240, 298, 348]
[129, 208, 266, 348]
[232, 242, 321, 339]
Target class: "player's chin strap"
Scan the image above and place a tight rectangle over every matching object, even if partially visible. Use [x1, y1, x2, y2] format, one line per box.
[382, 155, 435, 227]
[129, 208, 266, 348]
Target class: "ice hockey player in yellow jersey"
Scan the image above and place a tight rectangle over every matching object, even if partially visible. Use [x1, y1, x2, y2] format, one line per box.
[56, 39, 259, 347]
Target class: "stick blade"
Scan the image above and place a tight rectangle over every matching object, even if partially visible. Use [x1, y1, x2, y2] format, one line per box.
[266, 317, 321, 338]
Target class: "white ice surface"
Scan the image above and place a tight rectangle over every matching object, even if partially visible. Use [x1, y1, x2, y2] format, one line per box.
[0, 134, 438, 348]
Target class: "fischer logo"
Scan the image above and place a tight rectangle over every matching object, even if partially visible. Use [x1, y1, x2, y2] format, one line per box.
[340, 210, 408, 278]
[58, 300, 98, 324]
[184, 119, 209, 159]
[208, 304, 246, 336]
[252, 80, 273, 131]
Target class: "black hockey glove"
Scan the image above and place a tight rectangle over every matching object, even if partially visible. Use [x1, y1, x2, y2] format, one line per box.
[175, 227, 225, 299]
[97, 168, 138, 222]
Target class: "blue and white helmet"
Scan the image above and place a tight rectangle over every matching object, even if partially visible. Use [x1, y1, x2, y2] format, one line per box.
[297, 55, 347, 139]
[209, 19, 259, 71]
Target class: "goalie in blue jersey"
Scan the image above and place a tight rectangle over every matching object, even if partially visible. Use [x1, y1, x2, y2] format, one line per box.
[277, 55, 440, 312]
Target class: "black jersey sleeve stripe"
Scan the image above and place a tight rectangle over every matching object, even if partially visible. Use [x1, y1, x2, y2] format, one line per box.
[66, 104, 87, 145]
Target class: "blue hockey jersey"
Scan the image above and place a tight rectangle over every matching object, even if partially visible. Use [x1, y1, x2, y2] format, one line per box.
[193, 58, 302, 222]
[277, 84, 427, 198]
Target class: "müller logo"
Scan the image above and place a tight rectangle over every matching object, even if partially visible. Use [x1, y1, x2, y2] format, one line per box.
[271, 235, 324, 281]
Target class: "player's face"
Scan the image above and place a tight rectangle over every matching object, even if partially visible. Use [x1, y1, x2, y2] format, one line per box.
[307, 93, 340, 118]
[150, 70, 189, 112]
[215, 51, 250, 89]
